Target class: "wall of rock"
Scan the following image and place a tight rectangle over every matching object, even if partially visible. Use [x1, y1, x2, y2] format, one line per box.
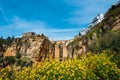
[4, 35, 54, 62]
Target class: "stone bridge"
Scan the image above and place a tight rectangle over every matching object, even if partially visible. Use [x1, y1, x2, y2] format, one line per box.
[51, 39, 73, 60]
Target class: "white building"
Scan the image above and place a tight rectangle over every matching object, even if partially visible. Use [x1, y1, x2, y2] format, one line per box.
[78, 13, 104, 36]
[91, 13, 104, 27]
[80, 28, 90, 36]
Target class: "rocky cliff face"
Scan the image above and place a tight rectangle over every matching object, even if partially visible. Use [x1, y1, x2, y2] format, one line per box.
[67, 38, 87, 58]
[4, 34, 54, 62]
[4, 33, 74, 63]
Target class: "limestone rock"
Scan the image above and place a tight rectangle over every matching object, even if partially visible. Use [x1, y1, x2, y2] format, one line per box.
[4, 34, 54, 62]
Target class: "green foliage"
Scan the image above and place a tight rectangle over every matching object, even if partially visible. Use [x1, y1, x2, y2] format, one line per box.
[88, 31, 120, 53]
[99, 31, 120, 52]
[107, 4, 120, 17]
[1, 52, 120, 80]
[20, 60, 28, 67]
[111, 53, 120, 69]
[5, 56, 16, 65]
[16, 52, 21, 59]
[16, 59, 33, 68]
[16, 59, 21, 66]
[0, 36, 14, 49]
[4, 52, 33, 68]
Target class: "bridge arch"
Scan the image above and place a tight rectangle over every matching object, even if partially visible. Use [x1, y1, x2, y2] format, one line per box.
[54, 40, 69, 60]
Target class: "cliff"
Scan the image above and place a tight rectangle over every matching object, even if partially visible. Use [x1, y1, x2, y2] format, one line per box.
[4, 33, 54, 62]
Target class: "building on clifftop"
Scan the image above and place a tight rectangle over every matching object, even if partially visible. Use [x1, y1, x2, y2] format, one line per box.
[22, 32, 35, 37]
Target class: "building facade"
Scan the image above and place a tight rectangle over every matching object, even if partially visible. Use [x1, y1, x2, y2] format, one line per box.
[91, 13, 104, 27]
[22, 32, 35, 37]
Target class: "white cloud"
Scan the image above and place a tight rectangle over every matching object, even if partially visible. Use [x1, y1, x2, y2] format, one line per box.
[0, 16, 80, 40]
[9, 16, 49, 29]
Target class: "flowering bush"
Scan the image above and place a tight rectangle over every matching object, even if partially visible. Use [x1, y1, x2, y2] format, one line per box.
[0, 52, 120, 80]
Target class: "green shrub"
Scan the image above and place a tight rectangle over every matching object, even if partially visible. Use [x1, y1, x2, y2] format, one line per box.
[5, 56, 16, 65]
[111, 53, 120, 69]
[16, 52, 21, 59]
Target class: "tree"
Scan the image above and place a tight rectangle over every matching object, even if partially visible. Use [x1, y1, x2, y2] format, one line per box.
[16, 52, 21, 59]
[5, 56, 16, 65]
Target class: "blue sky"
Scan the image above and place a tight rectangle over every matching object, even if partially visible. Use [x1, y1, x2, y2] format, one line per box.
[0, 0, 118, 40]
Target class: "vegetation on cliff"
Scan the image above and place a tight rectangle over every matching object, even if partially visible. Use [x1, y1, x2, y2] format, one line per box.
[4, 52, 33, 68]
[0, 36, 14, 67]
[88, 31, 120, 53]
[0, 36, 14, 47]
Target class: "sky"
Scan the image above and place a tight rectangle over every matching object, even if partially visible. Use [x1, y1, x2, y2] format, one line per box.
[0, 0, 119, 40]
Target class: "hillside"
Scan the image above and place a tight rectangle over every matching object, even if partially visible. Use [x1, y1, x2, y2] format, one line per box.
[67, 2, 120, 58]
